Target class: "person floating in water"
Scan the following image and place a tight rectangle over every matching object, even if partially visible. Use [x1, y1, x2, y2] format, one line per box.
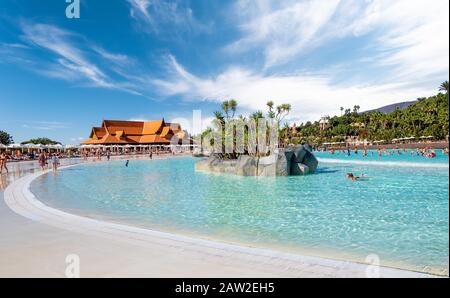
[346, 173, 368, 181]
[125, 160, 130, 167]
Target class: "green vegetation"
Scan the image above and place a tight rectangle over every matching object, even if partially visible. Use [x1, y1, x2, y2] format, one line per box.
[201, 100, 291, 158]
[201, 81, 449, 149]
[288, 85, 449, 145]
[21, 138, 61, 145]
[0, 130, 14, 145]
[439, 80, 449, 94]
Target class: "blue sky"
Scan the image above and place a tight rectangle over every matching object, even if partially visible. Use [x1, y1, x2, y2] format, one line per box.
[0, 0, 448, 144]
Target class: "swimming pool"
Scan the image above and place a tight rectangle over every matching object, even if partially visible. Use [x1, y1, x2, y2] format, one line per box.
[31, 154, 449, 275]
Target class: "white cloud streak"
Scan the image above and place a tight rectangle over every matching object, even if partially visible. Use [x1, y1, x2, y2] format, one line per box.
[151, 55, 438, 123]
[228, 0, 449, 76]
[17, 23, 142, 95]
[127, 0, 211, 35]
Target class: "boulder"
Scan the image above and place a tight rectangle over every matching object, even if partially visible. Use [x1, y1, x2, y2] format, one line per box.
[284, 149, 295, 165]
[221, 160, 238, 174]
[303, 144, 313, 152]
[195, 155, 220, 172]
[302, 150, 318, 173]
[291, 163, 310, 175]
[195, 144, 318, 176]
[257, 153, 289, 176]
[292, 145, 308, 164]
[236, 155, 258, 176]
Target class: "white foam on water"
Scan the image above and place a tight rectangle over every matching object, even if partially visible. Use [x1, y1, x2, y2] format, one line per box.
[318, 158, 449, 169]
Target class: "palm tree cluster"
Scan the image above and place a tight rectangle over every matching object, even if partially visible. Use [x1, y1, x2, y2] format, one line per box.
[201, 100, 292, 158]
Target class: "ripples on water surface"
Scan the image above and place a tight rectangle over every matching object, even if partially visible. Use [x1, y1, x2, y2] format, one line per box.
[31, 153, 449, 275]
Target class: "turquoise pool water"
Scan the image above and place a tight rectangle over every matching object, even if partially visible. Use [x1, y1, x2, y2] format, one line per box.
[315, 149, 449, 165]
[31, 154, 449, 275]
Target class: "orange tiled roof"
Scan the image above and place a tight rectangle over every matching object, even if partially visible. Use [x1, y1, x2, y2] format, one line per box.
[160, 126, 172, 138]
[81, 119, 184, 145]
[90, 127, 107, 139]
[143, 120, 165, 134]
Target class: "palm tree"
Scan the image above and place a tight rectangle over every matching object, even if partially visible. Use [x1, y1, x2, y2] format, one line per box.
[439, 81, 449, 94]
[276, 104, 291, 125]
[340, 107, 344, 116]
[267, 101, 275, 119]
[222, 101, 230, 119]
[213, 111, 224, 123]
[229, 99, 237, 118]
[250, 111, 264, 122]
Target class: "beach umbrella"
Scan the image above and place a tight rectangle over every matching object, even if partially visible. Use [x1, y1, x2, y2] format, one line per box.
[8, 143, 22, 149]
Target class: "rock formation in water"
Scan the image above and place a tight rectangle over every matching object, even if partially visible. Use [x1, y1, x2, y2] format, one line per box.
[195, 145, 318, 176]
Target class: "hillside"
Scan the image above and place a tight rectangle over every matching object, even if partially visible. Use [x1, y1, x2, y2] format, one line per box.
[364, 101, 417, 114]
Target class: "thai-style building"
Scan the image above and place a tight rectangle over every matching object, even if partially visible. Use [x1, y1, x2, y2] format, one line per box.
[81, 119, 189, 145]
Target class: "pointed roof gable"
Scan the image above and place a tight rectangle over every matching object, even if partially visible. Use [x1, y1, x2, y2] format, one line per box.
[90, 127, 107, 139]
[103, 120, 144, 135]
[142, 119, 165, 135]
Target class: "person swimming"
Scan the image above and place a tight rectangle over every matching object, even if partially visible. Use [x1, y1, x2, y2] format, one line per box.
[125, 160, 130, 167]
[346, 173, 368, 181]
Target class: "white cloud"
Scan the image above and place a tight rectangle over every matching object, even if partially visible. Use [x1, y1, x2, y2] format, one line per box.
[21, 23, 108, 86]
[18, 22, 142, 95]
[92, 46, 134, 66]
[228, 0, 449, 76]
[228, 0, 342, 68]
[127, 0, 211, 35]
[147, 0, 448, 123]
[371, 0, 449, 80]
[151, 55, 436, 123]
[21, 121, 70, 130]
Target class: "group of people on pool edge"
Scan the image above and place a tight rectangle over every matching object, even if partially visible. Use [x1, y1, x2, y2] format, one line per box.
[326, 147, 448, 158]
[37, 152, 60, 172]
[0, 151, 61, 174]
[82, 147, 173, 163]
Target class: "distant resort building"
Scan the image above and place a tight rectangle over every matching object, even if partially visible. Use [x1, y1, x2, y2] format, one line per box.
[319, 117, 330, 131]
[81, 119, 190, 145]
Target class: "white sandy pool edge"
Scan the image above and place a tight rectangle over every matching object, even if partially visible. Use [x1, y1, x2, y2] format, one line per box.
[3, 164, 435, 278]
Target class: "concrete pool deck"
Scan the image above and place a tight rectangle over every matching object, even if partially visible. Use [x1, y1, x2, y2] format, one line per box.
[0, 157, 436, 278]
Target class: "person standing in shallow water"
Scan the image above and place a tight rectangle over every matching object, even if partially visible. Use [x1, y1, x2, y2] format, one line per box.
[0, 153, 8, 174]
[38, 153, 46, 171]
[52, 153, 60, 172]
